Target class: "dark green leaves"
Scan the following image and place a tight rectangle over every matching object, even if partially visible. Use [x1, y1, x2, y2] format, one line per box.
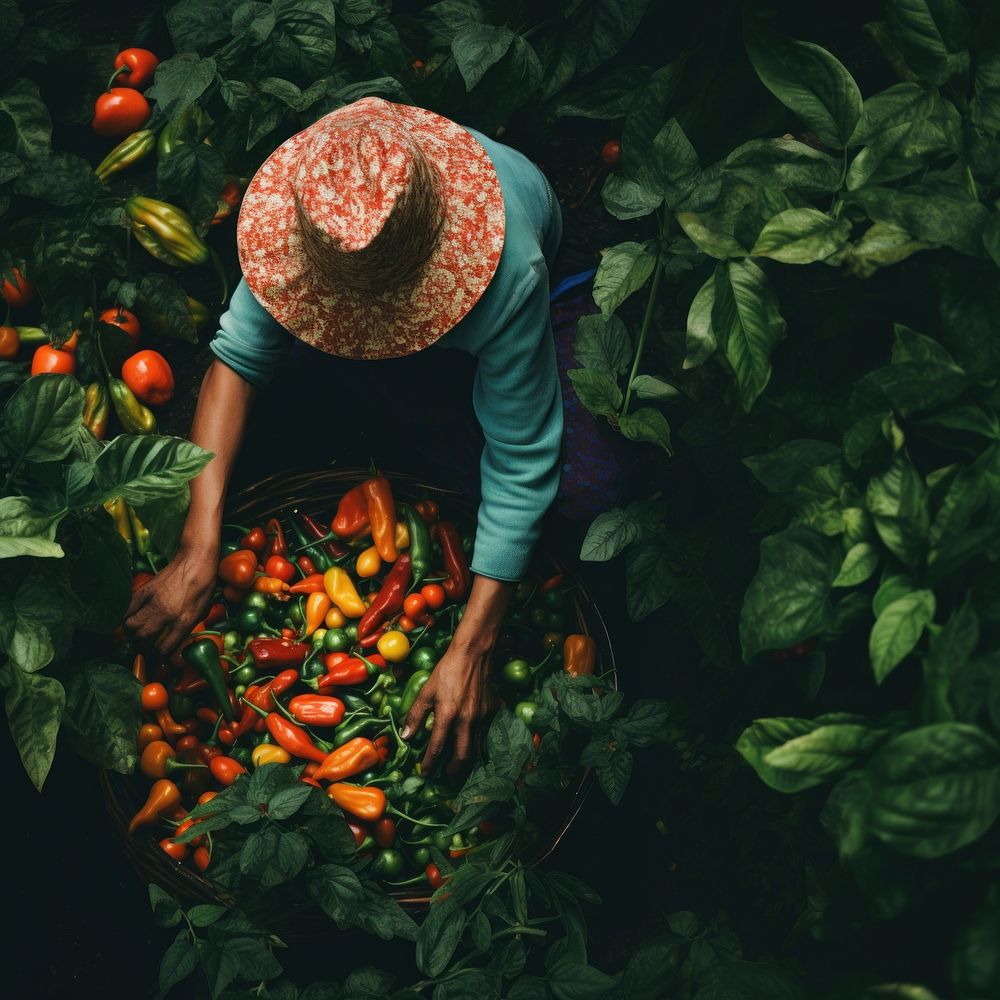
[751, 208, 851, 264]
[62, 660, 142, 774]
[593, 242, 656, 316]
[740, 527, 839, 660]
[886, 0, 971, 85]
[2, 373, 84, 466]
[0, 79, 52, 160]
[865, 452, 930, 566]
[146, 54, 218, 121]
[743, 14, 862, 149]
[452, 24, 515, 91]
[90, 435, 213, 506]
[869, 589, 936, 683]
[567, 369, 622, 418]
[416, 897, 467, 977]
[157, 142, 226, 231]
[4, 667, 64, 790]
[573, 313, 631, 376]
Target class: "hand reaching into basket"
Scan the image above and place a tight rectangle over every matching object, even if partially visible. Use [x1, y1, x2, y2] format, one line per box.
[401, 574, 512, 773]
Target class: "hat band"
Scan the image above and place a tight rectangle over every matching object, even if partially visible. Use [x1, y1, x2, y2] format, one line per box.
[295, 142, 446, 297]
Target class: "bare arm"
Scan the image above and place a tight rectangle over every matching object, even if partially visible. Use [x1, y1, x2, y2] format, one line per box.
[125, 359, 255, 655]
[402, 574, 513, 772]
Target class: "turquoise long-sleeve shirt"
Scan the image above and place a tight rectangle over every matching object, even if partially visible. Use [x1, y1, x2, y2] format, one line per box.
[211, 127, 563, 582]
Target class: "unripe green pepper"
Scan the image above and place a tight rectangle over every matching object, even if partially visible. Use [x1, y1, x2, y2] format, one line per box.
[82, 382, 109, 439]
[109, 377, 157, 434]
[157, 105, 213, 158]
[183, 638, 237, 721]
[95, 129, 155, 182]
[124, 196, 228, 303]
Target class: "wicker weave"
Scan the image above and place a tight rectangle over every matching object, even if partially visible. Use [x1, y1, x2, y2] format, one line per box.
[101, 468, 617, 913]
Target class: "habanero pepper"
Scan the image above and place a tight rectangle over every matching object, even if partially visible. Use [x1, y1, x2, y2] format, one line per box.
[240, 526, 267, 554]
[563, 634, 597, 677]
[437, 521, 471, 602]
[314, 737, 381, 783]
[287, 694, 346, 728]
[219, 549, 257, 588]
[183, 638, 237, 722]
[357, 553, 411, 640]
[209, 756, 247, 786]
[331, 484, 370, 539]
[248, 638, 310, 669]
[362, 476, 398, 562]
[128, 778, 182, 834]
[327, 783, 387, 822]
[403, 505, 433, 590]
[324, 567, 367, 618]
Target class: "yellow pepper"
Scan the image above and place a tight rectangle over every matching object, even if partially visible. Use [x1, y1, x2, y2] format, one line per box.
[252, 744, 291, 767]
[394, 521, 410, 550]
[356, 545, 382, 578]
[324, 567, 367, 618]
[325, 607, 347, 629]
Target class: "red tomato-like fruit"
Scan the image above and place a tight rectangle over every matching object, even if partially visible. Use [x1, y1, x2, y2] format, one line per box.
[601, 139, 621, 168]
[121, 349, 175, 406]
[92, 89, 151, 138]
[420, 583, 446, 610]
[1, 267, 36, 308]
[113, 48, 159, 90]
[31, 345, 75, 375]
[99, 306, 141, 345]
[0, 326, 19, 360]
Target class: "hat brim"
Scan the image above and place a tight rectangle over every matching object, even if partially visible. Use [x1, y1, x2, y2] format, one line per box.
[236, 100, 505, 360]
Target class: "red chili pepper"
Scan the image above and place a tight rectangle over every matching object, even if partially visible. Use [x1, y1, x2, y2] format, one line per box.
[426, 863, 448, 889]
[437, 521, 471, 602]
[539, 574, 565, 594]
[287, 694, 346, 727]
[347, 821, 370, 847]
[357, 554, 411, 640]
[414, 500, 439, 525]
[247, 638, 310, 668]
[204, 602, 227, 626]
[317, 656, 369, 688]
[359, 627, 386, 650]
[361, 477, 398, 562]
[262, 712, 330, 763]
[265, 555, 297, 583]
[294, 507, 348, 559]
[297, 555, 318, 576]
[289, 573, 326, 594]
[271, 669, 300, 695]
[209, 756, 247, 786]
[373, 817, 396, 848]
[266, 517, 287, 558]
[219, 549, 257, 588]
[173, 666, 209, 695]
[331, 485, 371, 539]
[241, 526, 267, 553]
[155, 707, 187, 739]
[196, 707, 220, 725]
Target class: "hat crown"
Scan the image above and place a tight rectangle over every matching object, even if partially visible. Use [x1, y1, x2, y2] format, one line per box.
[292, 108, 444, 295]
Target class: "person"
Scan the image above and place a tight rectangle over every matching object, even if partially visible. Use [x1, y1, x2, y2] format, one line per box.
[124, 97, 564, 772]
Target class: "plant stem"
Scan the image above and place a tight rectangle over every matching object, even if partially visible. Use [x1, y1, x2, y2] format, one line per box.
[620, 256, 665, 418]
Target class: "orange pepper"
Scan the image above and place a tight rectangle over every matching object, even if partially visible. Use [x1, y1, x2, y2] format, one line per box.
[326, 782, 387, 822]
[218, 549, 257, 588]
[563, 634, 597, 676]
[304, 591, 331, 637]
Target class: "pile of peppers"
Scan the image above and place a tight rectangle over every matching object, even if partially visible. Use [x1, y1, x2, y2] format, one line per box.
[124, 475, 598, 888]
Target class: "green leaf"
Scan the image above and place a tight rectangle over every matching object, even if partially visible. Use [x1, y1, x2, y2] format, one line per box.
[240, 826, 309, 887]
[0, 497, 64, 559]
[613, 699, 670, 747]
[156, 142, 226, 231]
[869, 589, 936, 684]
[740, 527, 838, 660]
[620, 408, 672, 454]
[846, 91, 960, 190]
[593, 241, 656, 316]
[70, 513, 132, 633]
[833, 542, 880, 587]
[625, 536, 677, 620]
[137, 273, 199, 344]
[12, 152, 104, 206]
[682, 270, 718, 371]
[724, 138, 842, 194]
[751, 208, 851, 264]
[764, 722, 890, 784]
[744, 439, 842, 492]
[866, 452, 930, 566]
[133, 485, 191, 561]
[2, 373, 85, 465]
[451, 24, 515, 91]
[266, 0, 339, 80]
[600, 174, 662, 220]
[158, 933, 200, 995]
[580, 508, 640, 561]
[5, 668, 64, 791]
[713, 259, 786, 411]
[642, 118, 700, 207]
[886, 0, 971, 85]
[62, 660, 141, 774]
[186, 904, 226, 928]
[551, 65, 653, 119]
[743, 14, 862, 148]
[738, 717, 830, 793]
[232, 2, 278, 44]
[849, 82, 925, 146]
[306, 863, 366, 923]
[548, 960, 620, 1000]
[866, 723, 1000, 857]
[267, 783, 313, 821]
[695, 961, 805, 999]
[573, 313, 632, 376]
[0, 79, 52, 159]
[166, 0, 239, 52]
[596, 749, 633, 804]
[567, 0, 652, 75]
[90, 436, 213, 506]
[148, 885, 183, 928]
[623, 933, 685, 999]
[146, 54, 218, 121]
[630, 375, 679, 401]
[416, 897, 467, 977]
[567, 369, 623, 418]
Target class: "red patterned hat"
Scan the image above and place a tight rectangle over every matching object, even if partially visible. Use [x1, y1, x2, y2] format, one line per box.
[237, 97, 506, 359]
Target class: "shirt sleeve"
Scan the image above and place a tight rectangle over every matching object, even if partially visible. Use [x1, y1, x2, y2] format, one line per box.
[209, 277, 293, 387]
[470, 267, 563, 583]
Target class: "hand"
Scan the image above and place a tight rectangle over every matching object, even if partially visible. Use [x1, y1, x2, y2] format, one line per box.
[124, 542, 219, 656]
[400, 640, 498, 774]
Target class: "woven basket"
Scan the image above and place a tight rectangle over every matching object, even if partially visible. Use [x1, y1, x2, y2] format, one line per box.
[101, 468, 617, 913]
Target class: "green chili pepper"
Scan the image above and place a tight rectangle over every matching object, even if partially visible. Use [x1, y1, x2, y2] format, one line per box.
[183, 638, 236, 721]
[287, 519, 330, 571]
[332, 715, 385, 747]
[95, 128, 155, 182]
[400, 669, 431, 714]
[108, 377, 156, 434]
[403, 504, 433, 590]
[157, 105, 213, 157]
[168, 691, 195, 721]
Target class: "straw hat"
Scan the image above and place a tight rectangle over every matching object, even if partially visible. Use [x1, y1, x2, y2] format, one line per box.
[236, 96, 506, 359]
